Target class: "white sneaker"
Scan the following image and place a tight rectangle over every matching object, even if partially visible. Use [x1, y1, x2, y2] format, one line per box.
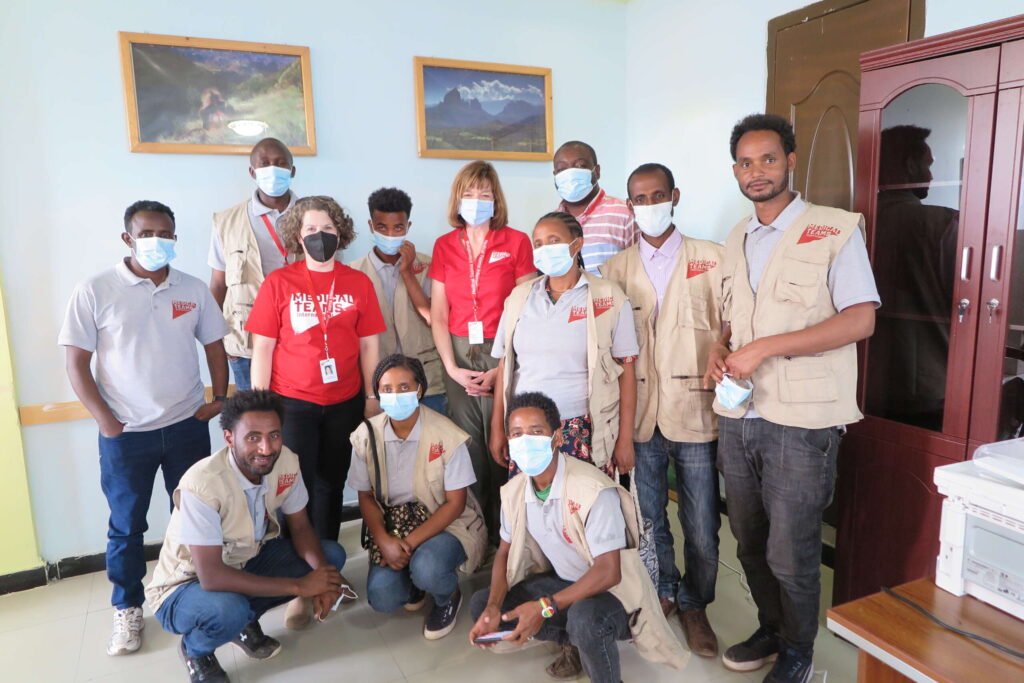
[107, 606, 144, 655]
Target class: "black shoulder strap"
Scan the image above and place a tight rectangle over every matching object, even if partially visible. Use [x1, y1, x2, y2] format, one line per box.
[363, 418, 386, 508]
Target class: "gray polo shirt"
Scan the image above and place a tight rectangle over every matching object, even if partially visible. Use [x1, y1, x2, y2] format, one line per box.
[492, 277, 639, 420]
[208, 190, 296, 277]
[347, 414, 476, 506]
[499, 454, 626, 582]
[58, 261, 229, 431]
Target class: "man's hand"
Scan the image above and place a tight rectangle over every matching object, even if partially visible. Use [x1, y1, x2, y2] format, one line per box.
[469, 604, 504, 648]
[294, 565, 342, 598]
[612, 439, 635, 473]
[398, 241, 417, 273]
[502, 600, 545, 645]
[364, 397, 383, 418]
[703, 343, 731, 389]
[378, 535, 411, 570]
[99, 417, 126, 439]
[724, 339, 770, 380]
[194, 400, 223, 422]
[313, 590, 342, 621]
[489, 428, 509, 467]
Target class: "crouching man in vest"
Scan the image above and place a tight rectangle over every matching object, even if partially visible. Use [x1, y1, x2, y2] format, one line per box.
[706, 114, 879, 683]
[146, 390, 348, 683]
[468, 392, 688, 682]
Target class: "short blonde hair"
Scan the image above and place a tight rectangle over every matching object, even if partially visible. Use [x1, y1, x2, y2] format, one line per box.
[446, 161, 509, 230]
[278, 196, 356, 255]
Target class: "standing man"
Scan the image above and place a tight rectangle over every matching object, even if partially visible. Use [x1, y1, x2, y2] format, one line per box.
[209, 137, 297, 391]
[552, 140, 637, 274]
[705, 114, 878, 683]
[349, 187, 447, 413]
[59, 200, 229, 657]
[601, 163, 724, 658]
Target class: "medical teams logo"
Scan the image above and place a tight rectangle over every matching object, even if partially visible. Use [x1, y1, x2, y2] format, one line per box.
[276, 473, 297, 496]
[797, 224, 841, 244]
[488, 251, 510, 263]
[171, 300, 196, 319]
[429, 442, 445, 461]
[289, 292, 355, 333]
[686, 258, 717, 278]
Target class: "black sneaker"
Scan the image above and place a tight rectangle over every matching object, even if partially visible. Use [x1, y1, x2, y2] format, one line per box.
[230, 621, 282, 660]
[722, 625, 780, 672]
[423, 588, 462, 640]
[179, 638, 229, 682]
[764, 647, 813, 683]
[405, 587, 427, 612]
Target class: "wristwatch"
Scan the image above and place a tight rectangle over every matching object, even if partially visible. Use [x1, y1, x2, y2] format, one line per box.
[213, 395, 228, 402]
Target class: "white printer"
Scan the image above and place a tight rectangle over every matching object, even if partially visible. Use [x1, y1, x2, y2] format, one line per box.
[935, 437, 1024, 620]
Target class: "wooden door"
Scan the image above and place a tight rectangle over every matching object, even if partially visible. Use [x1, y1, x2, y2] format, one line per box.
[767, 0, 924, 210]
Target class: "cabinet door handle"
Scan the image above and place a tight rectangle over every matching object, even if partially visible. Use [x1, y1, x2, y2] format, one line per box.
[957, 298, 970, 323]
[961, 246, 971, 281]
[990, 244, 1003, 282]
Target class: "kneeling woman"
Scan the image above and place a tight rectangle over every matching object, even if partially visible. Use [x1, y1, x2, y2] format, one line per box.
[348, 354, 487, 640]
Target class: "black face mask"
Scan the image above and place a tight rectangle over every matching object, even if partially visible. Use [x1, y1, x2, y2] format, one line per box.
[303, 231, 339, 263]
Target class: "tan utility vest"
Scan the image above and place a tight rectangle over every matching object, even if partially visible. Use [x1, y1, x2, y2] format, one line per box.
[502, 456, 689, 670]
[715, 203, 865, 428]
[213, 200, 266, 358]
[601, 236, 723, 443]
[349, 407, 488, 572]
[349, 252, 444, 397]
[145, 446, 302, 611]
[499, 272, 627, 469]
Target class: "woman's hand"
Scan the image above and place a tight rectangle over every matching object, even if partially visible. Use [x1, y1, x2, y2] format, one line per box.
[466, 367, 497, 397]
[447, 366, 482, 390]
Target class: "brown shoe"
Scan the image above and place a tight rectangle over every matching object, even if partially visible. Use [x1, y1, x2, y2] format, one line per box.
[545, 643, 583, 680]
[659, 596, 677, 618]
[679, 608, 718, 657]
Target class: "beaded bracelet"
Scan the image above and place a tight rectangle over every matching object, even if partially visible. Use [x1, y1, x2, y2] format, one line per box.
[538, 595, 557, 619]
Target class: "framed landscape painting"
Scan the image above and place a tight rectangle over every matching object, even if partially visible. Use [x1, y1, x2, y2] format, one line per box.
[118, 32, 316, 155]
[414, 57, 553, 161]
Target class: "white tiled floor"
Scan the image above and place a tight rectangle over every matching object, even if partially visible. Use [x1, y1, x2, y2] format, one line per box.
[0, 506, 857, 682]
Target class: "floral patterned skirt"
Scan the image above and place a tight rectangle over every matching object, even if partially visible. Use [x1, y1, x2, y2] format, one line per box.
[508, 414, 614, 479]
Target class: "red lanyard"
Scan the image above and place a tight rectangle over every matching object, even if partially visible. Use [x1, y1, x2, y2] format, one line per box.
[260, 214, 288, 260]
[460, 231, 489, 321]
[301, 263, 337, 359]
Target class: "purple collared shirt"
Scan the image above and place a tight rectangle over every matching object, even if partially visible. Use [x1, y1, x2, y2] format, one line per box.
[638, 228, 684, 319]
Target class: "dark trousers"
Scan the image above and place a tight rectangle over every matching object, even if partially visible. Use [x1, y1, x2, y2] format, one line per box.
[717, 416, 840, 655]
[469, 573, 630, 683]
[99, 415, 210, 609]
[279, 393, 363, 541]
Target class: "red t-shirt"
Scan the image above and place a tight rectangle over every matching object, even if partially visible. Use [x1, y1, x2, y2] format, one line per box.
[246, 262, 386, 405]
[429, 226, 535, 337]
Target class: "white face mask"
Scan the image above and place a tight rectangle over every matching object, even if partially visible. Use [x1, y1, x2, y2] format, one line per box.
[632, 200, 674, 237]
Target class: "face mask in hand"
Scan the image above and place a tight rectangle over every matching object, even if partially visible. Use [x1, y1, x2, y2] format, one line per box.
[715, 374, 753, 410]
[133, 237, 177, 271]
[254, 165, 292, 197]
[554, 167, 594, 203]
[371, 231, 405, 256]
[633, 201, 674, 237]
[533, 240, 577, 277]
[379, 391, 419, 421]
[459, 198, 495, 227]
[508, 434, 555, 476]
[303, 231, 339, 263]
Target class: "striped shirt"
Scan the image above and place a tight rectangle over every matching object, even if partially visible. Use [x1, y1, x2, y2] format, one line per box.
[558, 189, 638, 274]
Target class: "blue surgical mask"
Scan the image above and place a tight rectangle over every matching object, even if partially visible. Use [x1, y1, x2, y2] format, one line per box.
[459, 198, 494, 227]
[554, 167, 594, 203]
[372, 231, 406, 256]
[533, 240, 577, 277]
[133, 237, 177, 272]
[254, 165, 292, 197]
[715, 375, 753, 411]
[379, 391, 419, 421]
[508, 434, 555, 477]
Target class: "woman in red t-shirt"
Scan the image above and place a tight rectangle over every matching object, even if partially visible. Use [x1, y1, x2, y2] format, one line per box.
[428, 161, 536, 541]
[248, 196, 386, 545]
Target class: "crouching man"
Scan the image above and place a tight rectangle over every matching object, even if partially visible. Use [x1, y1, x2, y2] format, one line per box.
[468, 392, 688, 682]
[146, 390, 349, 683]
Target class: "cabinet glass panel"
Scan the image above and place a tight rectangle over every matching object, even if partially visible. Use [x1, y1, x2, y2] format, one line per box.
[998, 171, 1024, 440]
[865, 84, 967, 431]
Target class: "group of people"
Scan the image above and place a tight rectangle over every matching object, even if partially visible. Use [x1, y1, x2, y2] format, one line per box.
[59, 112, 878, 683]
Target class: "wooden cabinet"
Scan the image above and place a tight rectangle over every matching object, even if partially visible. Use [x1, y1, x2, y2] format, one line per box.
[835, 16, 1024, 604]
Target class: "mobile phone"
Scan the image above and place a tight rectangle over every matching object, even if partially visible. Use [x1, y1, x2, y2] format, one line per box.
[473, 630, 514, 644]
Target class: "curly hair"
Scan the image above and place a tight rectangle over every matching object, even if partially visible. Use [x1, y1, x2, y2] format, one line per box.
[219, 389, 284, 432]
[278, 195, 356, 256]
[505, 391, 561, 433]
[372, 354, 428, 399]
[446, 160, 509, 230]
[124, 200, 174, 232]
[536, 211, 585, 270]
[729, 113, 797, 161]
[368, 187, 413, 217]
[626, 163, 675, 198]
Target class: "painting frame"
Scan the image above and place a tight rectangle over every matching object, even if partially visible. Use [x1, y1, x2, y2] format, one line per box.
[118, 31, 317, 156]
[413, 56, 553, 161]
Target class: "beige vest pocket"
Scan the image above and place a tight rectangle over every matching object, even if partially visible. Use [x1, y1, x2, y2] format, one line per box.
[677, 294, 712, 330]
[779, 358, 838, 403]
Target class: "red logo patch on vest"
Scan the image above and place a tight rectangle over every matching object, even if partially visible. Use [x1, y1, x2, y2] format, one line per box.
[561, 527, 573, 544]
[567, 499, 581, 515]
[276, 473, 297, 496]
[567, 305, 588, 323]
[429, 442, 445, 461]
[686, 258, 717, 278]
[796, 224, 841, 245]
[172, 300, 197, 319]
[412, 261, 427, 274]
[592, 297, 614, 317]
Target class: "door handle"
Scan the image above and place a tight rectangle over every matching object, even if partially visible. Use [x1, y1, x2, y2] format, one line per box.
[957, 298, 970, 323]
[990, 245, 1003, 282]
[961, 246, 971, 281]
[987, 298, 1000, 323]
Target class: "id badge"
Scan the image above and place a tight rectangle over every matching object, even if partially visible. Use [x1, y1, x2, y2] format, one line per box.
[320, 358, 338, 384]
[467, 320, 484, 345]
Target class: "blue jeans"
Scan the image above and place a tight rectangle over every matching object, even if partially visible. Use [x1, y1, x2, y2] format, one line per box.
[99, 415, 211, 609]
[366, 531, 465, 611]
[420, 393, 447, 416]
[155, 537, 346, 657]
[633, 428, 720, 609]
[229, 357, 252, 392]
[717, 417, 840, 655]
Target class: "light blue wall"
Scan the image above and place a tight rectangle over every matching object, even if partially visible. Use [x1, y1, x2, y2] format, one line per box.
[0, 0, 628, 562]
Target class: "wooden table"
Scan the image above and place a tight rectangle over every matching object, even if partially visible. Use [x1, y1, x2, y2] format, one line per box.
[826, 578, 1024, 682]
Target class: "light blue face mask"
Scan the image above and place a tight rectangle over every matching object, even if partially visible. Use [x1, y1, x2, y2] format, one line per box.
[254, 165, 292, 197]
[379, 391, 420, 421]
[371, 231, 406, 256]
[508, 434, 555, 477]
[715, 375, 753, 411]
[533, 240, 577, 277]
[554, 167, 594, 203]
[459, 198, 495, 227]
[133, 236, 177, 272]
